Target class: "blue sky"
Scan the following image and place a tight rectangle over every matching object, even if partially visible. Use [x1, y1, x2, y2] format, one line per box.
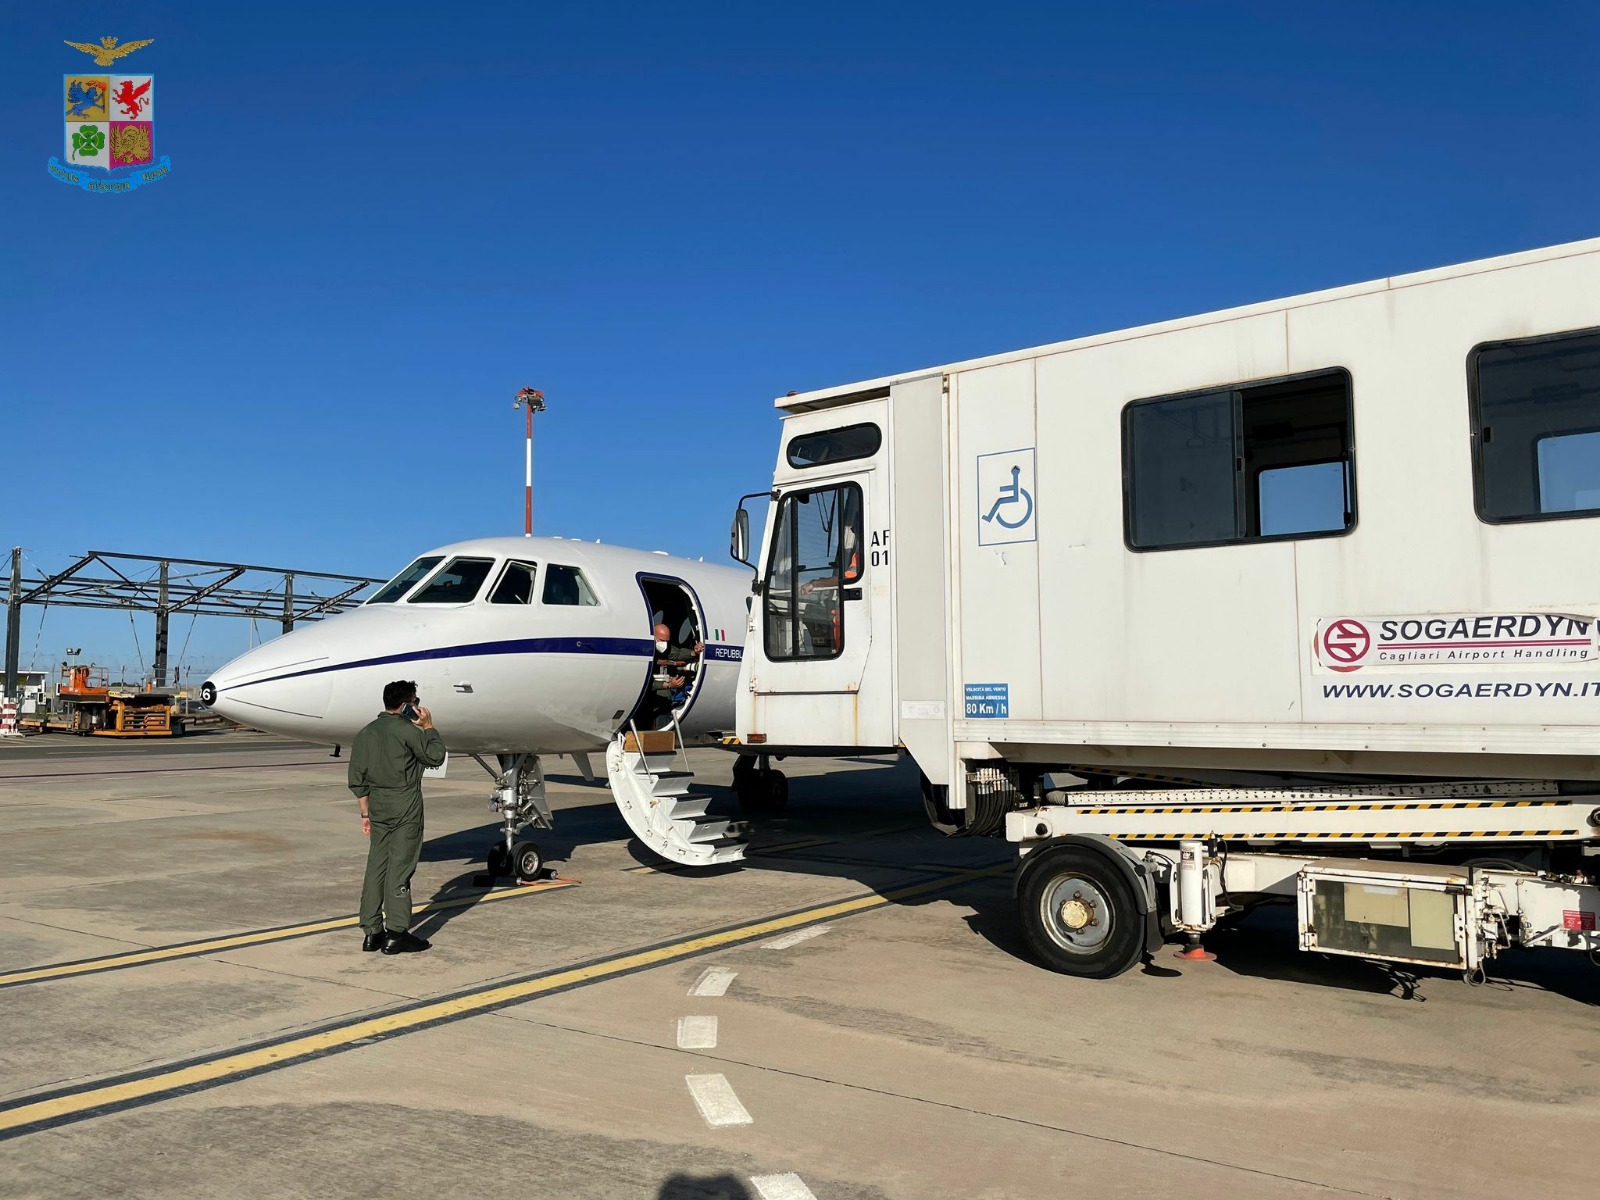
[3, 1, 1598, 681]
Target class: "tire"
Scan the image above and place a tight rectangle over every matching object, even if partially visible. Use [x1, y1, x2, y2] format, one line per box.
[1017, 846, 1145, 979]
[734, 757, 764, 813]
[486, 843, 508, 877]
[735, 775, 765, 813]
[736, 767, 787, 814]
[920, 773, 960, 834]
[511, 840, 544, 882]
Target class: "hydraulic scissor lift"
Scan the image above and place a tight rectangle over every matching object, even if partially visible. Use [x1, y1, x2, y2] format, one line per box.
[1005, 779, 1600, 979]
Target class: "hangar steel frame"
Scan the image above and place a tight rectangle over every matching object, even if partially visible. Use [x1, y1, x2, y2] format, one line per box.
[2, 547, 382, 697]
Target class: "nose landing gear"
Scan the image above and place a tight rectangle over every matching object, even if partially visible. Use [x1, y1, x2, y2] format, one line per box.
[474, 752, 553, 882]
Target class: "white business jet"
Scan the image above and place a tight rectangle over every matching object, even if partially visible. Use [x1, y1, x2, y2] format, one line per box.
[201, 537, 759, 873]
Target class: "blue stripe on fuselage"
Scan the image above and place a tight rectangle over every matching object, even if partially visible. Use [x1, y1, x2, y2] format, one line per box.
[219, 638, 742, 693]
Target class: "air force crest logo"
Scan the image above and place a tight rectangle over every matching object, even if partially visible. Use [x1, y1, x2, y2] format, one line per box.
[50, 36, 171, 193]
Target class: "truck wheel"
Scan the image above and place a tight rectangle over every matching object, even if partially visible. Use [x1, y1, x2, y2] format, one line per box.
[920, 773, 961, 835]
[737, 769, 787, 813]
[1018, 846, 1144, 979]
[735, 775, 765, 813]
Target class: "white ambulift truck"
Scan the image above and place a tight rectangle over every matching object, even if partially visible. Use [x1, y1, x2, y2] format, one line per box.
[729, 237, 1600, 981]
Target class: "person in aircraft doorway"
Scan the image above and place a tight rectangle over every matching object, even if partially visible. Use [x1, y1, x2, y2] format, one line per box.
[348, 680, 446, 955]
[646, 621, 703, 730]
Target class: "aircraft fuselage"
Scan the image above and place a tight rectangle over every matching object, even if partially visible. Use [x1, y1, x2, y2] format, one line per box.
[203, 537, 751, 755]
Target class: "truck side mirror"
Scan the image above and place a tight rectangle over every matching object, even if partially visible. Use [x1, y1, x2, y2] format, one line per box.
[730, 507, 751, 566]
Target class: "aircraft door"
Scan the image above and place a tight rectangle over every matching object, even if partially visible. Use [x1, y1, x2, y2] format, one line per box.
[747, 463, 894, 749]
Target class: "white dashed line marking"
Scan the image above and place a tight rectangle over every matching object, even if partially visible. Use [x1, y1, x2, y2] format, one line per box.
[761, 925, 832, 950]
[751, 1173, 817, 1200]
[676, 1015, 718, 1050]
[690, 967, 737, 996]
[685, 1073, 753, 1127]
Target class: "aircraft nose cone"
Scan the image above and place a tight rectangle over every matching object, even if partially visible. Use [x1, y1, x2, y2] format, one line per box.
[207, 632, 334, 729]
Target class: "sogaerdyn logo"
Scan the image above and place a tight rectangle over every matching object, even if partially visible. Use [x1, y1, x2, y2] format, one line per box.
[49, 35, 170, 193]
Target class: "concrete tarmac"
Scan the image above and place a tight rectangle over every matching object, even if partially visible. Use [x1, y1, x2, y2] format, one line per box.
[1, 730, 1597, 1199]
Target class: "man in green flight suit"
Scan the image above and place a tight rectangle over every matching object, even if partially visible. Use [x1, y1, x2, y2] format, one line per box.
[348, 680, 446, 955]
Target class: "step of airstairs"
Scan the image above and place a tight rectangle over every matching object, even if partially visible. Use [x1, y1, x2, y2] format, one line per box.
[605, 731, 748, 867]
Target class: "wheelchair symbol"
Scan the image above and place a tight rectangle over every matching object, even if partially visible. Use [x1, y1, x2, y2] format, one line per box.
[982, 465, 1034, 529]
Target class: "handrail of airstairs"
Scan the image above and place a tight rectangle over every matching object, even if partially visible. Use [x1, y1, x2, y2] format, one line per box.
[624, 709, 690, 777]
[668, 710, 689, 772]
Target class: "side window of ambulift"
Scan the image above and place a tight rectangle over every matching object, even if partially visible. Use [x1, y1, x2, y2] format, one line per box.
[1123, 369, 1356, 550]
[1471, 327, 1600, 522]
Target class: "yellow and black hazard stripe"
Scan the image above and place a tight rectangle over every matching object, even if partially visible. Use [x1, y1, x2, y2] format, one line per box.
[1075, 798, 1567, 816]
[1101, 829, 1580, 841]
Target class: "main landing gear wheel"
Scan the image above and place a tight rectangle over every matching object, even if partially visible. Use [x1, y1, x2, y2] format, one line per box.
[1017, 846, 1144, 979]
[511, 840, 544, 882]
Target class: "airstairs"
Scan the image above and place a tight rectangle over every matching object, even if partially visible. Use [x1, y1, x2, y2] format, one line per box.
[605, 724, 748, 867]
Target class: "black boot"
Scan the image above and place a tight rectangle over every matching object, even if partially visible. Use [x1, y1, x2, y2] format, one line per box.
[361, 930, 385, 952]
[381, 930, 431, 955]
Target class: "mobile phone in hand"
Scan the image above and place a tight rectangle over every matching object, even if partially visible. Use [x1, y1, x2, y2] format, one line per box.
[401, 702, 419, 721]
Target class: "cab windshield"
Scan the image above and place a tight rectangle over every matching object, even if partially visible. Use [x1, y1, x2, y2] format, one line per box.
[368, 556, 443, 604]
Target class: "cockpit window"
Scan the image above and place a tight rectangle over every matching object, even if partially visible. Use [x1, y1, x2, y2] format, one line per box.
[541, 564, 599, 606]
[368, 556, 444, 604]
[407, 557, 496, 604]
[489, 560, 538, 604]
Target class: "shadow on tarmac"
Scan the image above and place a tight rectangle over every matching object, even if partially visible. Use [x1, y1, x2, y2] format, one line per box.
[418, 799, 621, 868]
[656, 1175, 751, 1199]
[1200, 906, 1600, 1005]
[407, 869, 509, 943]
[963, 874, 1600, 1005]
[419, 754, 1600, 1007]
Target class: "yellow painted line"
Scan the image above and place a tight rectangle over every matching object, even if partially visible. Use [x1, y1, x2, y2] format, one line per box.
[0, 881, 573, 990]
[0, 865, 1006, 1137]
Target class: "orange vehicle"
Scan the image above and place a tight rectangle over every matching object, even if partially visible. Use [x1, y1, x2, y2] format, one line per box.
[56, 665, 182, 737]
[59, 664, 111, 698]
